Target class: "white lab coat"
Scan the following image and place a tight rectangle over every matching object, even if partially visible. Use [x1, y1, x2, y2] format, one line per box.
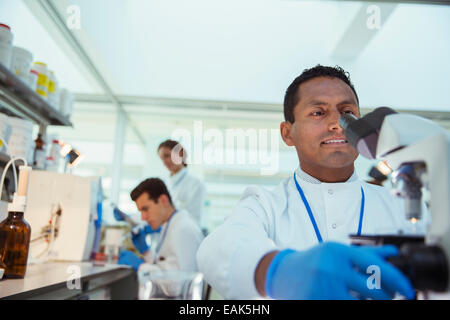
[138, 209, 204, 277]
[168, 167, 206, 227]
[196, 166, 430, 299]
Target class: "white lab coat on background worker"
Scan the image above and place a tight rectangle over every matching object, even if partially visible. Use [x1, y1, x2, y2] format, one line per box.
[168, 167, 206, 228]
[197, 167, 429, 299]
[139, 209, 204, 277]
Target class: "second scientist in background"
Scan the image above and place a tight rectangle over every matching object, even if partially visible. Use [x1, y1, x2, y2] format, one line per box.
[158, 139, 207, 229]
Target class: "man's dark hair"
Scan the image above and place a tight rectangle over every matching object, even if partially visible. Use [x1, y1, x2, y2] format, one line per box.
[158, 139, 187, 167]
[283, 65, 359, 123]
[130, 178, 173, 204]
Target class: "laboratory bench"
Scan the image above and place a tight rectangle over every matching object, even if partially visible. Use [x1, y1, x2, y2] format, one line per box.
[0, 261, 138, 300]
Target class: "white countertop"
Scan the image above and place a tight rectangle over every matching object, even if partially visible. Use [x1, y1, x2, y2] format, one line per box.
[0, 261, 132, 299]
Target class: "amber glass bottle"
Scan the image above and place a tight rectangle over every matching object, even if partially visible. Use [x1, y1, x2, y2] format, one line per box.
[0, 211, 31, 278]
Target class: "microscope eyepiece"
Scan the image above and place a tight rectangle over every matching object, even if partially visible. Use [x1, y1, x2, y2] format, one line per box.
[339, 107, 398, 159]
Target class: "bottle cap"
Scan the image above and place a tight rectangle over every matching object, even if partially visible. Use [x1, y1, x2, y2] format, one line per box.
[8, 194, 26, 212]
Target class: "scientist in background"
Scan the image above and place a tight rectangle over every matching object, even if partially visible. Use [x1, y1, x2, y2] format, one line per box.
[118, 178, 204, 277]
[158, 139, 206, 230]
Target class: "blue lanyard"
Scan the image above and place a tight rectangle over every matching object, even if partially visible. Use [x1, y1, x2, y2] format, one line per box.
[154, 209, 178, 262]
[293, 173, 365, 243]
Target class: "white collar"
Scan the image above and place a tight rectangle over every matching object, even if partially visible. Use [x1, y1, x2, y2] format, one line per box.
[169, 167, 187, 184]
[295, 166, 358, 185]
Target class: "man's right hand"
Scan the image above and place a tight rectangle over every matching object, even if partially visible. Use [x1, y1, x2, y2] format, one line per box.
[263, 242, 415, 300]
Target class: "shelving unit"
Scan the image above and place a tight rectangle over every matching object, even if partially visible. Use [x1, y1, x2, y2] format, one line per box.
[0, 62, 72, 127]
[0, 62, 73, 199]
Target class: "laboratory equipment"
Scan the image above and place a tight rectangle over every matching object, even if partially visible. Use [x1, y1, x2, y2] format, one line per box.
[46, 135, 61, 172]
[47, 70, 60, 110]
[28, 69, 38, 91]
[32, 133, 46, 170]
[10, 46, 33, 85]
[59, 88, 73, 119]
[139, 271, 204, 300]
[340, 107, 450, 293]
[0, 23, 13, 69]
[33, 61, 49, 100]
[7, 116, 34, 161]
[0, 165, 32, 278]
[25, 171, 101, 262]
[104, 227, 124, 264]
[112, 205, 141, 234]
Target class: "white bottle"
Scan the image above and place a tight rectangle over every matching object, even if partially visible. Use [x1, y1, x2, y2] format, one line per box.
[46, 135, 61, 172]
[0, 23, 13, 69]
[10, 46, 33, 84]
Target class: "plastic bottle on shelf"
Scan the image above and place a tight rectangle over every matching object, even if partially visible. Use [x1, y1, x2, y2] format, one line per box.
[28, 69, 38, 91]
[10, 46, 33, 85]
[33, 61, 49, 100]
[32, 133, 46, 170]
[0, 23, 13, 69]
[59, 88, 73, 119]
[47, 71, 60, 111]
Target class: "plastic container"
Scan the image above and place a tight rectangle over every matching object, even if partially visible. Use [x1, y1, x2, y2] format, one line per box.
[33, 61, 49, 100]
[10, 46, 33, 85]
[28, 69, 38, 91]
[7, 116, 34, 160]
[46, 134, 60, 172]
[0, 23, 13, 69]
[47, 71, 60, 110]
[59, 88, 73, 119]
[0, 113, 9, 152]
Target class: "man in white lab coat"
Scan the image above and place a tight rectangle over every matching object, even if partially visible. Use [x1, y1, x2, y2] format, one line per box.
[197, 65, 428, 300]
[118, 178, 204, 287]
[158, 140, 207, 229]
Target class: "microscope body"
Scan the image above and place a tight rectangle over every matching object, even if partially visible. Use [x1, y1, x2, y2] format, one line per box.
[377, 113, 450, 292]
[341, 109, 450, 293]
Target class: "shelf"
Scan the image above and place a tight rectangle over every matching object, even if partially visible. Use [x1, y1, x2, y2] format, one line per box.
[0, 63, 72, 127]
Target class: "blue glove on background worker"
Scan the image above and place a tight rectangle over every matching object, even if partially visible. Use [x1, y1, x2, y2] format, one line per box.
[118, 250, 144, 271]
[265, 242, 415, 300]
[132, 227, 150, 254]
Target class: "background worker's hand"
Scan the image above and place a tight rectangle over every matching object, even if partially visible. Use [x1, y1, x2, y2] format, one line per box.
[113, 207, 126, 221]
[118, 250, 144, 271]
[132, 227, 150, 254]
[265, 242, 415, 300]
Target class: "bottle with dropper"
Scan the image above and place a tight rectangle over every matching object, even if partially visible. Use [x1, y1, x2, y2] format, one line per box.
[0, 165, 32, 279]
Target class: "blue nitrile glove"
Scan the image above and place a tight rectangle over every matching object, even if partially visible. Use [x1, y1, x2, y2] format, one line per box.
[118, 250, 144, 271]
[113, 207, 126, 222]
[143, 224, 161, 234]
[265, 242, 415, 300]
[132, 227, 150, 254]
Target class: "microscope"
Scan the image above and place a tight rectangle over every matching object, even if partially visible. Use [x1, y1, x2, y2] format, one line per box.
[340, 107, 450, 294]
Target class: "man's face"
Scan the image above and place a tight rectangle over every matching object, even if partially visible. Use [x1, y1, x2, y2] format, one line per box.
[158, 147, 183, 173]
[284, 77, 360, 171]
[135, 192, 165, 230]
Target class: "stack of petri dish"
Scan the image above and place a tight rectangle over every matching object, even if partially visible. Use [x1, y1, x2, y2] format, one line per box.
[7, 116, 34, 161]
